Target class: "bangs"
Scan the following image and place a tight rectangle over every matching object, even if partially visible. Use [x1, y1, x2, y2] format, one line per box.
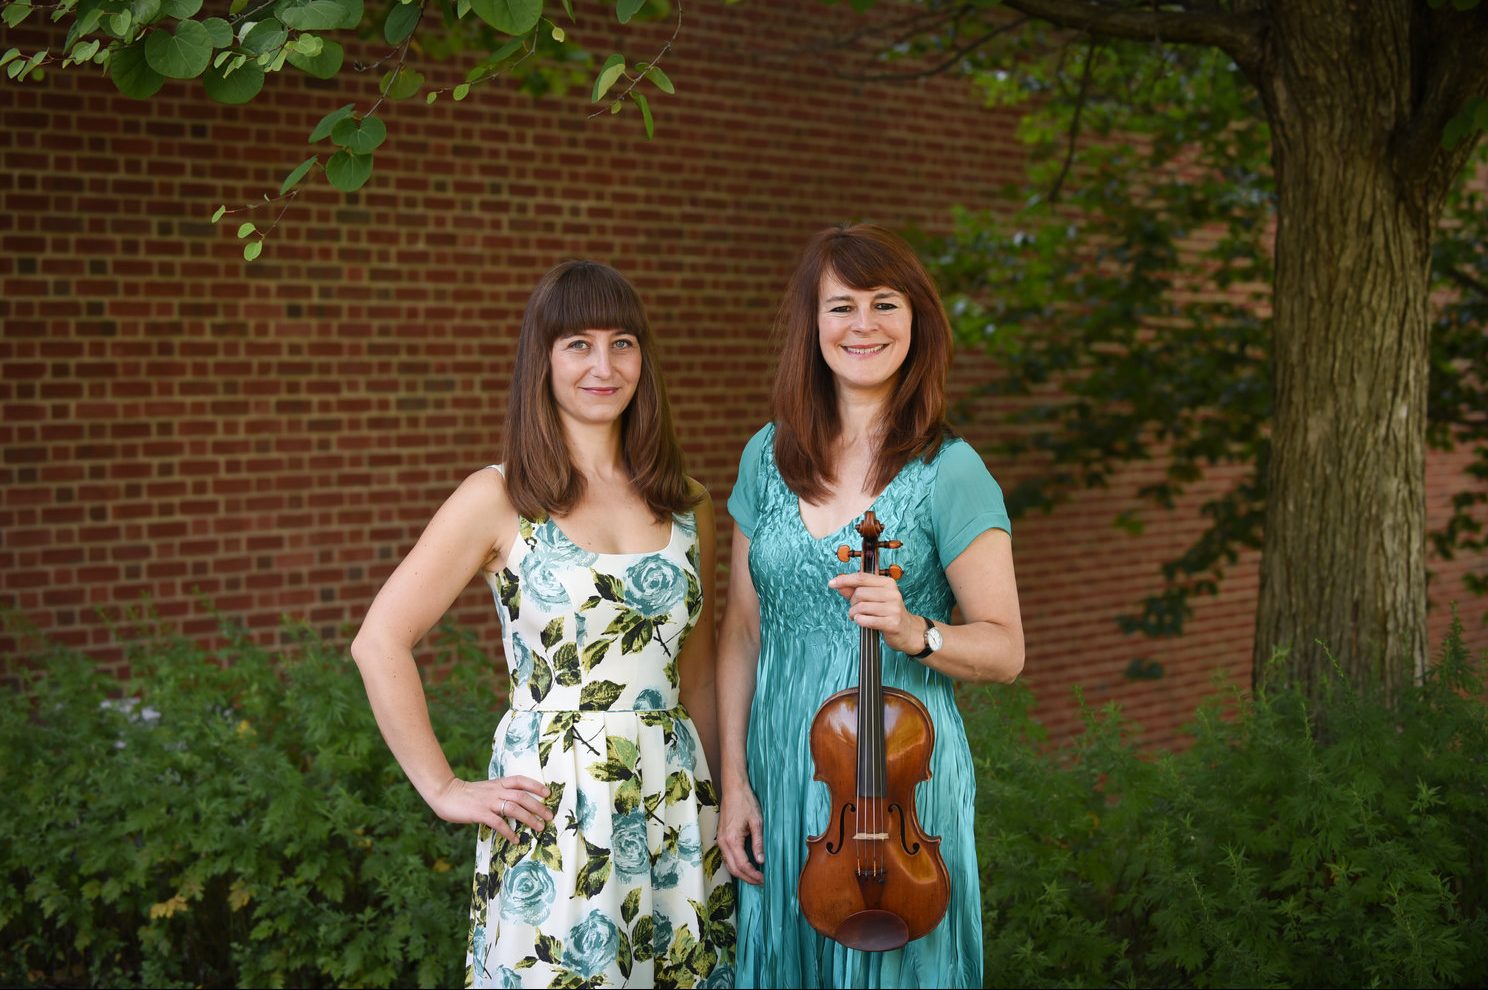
[533, 261, 650, 344]
[819, 233, 912, 295]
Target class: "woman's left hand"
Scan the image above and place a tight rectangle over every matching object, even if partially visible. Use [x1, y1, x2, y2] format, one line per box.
[828, 572, 926, 657]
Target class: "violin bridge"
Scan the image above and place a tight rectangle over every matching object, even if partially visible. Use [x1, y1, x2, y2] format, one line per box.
[852, 831, 890, 840]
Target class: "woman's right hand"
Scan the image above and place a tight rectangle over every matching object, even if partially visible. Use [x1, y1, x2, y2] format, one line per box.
[432, 775, 553, 844]
[719, 781, 765, 885]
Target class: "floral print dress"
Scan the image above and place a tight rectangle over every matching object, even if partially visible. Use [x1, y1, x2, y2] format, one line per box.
[466, 503, 736, 989]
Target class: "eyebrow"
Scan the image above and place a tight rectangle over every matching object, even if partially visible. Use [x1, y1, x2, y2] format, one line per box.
[821, 290, 902, 305]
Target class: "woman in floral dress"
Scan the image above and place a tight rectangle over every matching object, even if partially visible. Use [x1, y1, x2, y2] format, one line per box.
[353, 261, 735, 988]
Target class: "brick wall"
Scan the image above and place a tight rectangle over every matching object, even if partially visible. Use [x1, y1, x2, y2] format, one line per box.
[3, 3, 1485, 747]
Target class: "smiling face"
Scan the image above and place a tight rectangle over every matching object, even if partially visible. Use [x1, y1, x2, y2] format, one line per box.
[548, 328, 642, 430]
[816, 268, 913, 401]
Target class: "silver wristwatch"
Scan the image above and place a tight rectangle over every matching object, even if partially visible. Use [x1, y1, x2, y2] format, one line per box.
[911, 616, 942, 659]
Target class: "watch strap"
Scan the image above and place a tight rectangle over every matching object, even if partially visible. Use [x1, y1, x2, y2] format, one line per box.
[911, 616, 937, 658]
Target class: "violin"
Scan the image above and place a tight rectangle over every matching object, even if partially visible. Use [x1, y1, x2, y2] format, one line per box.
[797, 511, 950, 951]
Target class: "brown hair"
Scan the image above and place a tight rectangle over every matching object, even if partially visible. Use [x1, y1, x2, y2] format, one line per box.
[770, 223, 952, 501]
[502, 260, 696, 520]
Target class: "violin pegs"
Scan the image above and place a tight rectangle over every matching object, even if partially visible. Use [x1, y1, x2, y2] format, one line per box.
[837, 546, 860, 562]
[883, 540, 903, 550]
[880, 564, 904, 580]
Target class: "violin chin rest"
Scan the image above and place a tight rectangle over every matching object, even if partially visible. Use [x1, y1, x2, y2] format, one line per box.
[833, 910, 910, 952]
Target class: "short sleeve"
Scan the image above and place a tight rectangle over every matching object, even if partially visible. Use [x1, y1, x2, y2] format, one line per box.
[727, 424, 773, 541]
[930, 440, 1011, 571]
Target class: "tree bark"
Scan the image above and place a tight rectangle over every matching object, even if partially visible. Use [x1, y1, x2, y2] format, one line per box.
[1251, 3, 1433, 704]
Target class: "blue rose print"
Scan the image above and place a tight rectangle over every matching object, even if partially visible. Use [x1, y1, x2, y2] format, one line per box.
[498, 860, 557, 926]
[623, 557, 687, 617]
[508, 632, 533, 686]
[673, 511, 697, 536]
[471, 924, 487, 964]
[701, 963, 734, 988]
[502, 711, 540, 756]
[634, 688, 664, 710]
[653, 912, 674, 957]
[533, 518, 598, 567]
[576, 787, 597, 833]
[520, 551, 573, 611]
[487, 747, 503, 780]
[677, 822, 702, 866]
[666, 721, 696, 772]
[652, 844, 682, 890]
[611, 810, 650, 879]
[562, 909, 620, 977]
[492, 965, 522, 989]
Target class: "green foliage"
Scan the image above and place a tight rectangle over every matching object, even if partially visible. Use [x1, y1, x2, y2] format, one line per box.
[964, 613, 1488, 987]
[0, 611, 500, 989]
[919, 31, 1488, 643]
[3, 0, 680, 256]
[3, 612, 1486, 986]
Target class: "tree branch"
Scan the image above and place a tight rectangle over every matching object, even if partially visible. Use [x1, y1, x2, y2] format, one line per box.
[1000, 0, 1265, 67]
[1392, 3, 1488, 202]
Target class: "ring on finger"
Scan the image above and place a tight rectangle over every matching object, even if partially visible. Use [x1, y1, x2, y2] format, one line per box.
[499, 799, 508, 818]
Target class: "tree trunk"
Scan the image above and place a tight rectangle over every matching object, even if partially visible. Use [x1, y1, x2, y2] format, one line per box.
[1252, 6, 1433, 704]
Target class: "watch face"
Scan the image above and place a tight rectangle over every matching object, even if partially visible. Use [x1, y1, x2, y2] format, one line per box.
[926, 626, 943, 653]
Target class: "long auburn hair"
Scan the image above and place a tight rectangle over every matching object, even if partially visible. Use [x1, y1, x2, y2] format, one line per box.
[502, 260, 696, 520]
[771, 223, 953, 501]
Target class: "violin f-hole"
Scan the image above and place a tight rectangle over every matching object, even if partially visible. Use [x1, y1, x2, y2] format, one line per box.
[825, 800, 855, 854]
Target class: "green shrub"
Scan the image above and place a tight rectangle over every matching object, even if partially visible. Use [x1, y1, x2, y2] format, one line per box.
[1, 611, 500, 989]
[966, 614, 1488, 988]
[5, 610, 1486, 987]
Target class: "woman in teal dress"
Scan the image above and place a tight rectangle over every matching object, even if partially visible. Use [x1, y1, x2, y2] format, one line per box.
[716, 224, 1025, 988]
[353, 261, 734, 988]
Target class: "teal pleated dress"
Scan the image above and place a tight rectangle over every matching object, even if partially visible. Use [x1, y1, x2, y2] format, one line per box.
[727, 424, 1011, 989]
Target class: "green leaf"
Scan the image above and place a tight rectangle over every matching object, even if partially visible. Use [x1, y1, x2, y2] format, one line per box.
[632, 915, 654, 961]
[621, 617, 654, 655]
[534, 932, 562, 965]
[308, 103, 356, 143]
[647, 65, 674, 94]
[469, 0, 541, 35]
[592, 53, 625, 102]
[211, 205, 226, 223]
[594, 571, 624, 603]
[241, 19, 288, 56]
[551, 25, 564, 42]
[2, 3, 33, 30]
[616, 0, 644, 24]
[425, 91, 438, 103]
[579, 679, 625, 711]
[607, 734, 639, 770]
[664, 770, 692, 805]
[581, 637, 612, 673]
[613, 776, 641, 814]
[488, 36, 525, 63]
[574, 840, 612, 898]
[204, 59, 264, 103]
[453, 82, 470, 101]
[334, 0, 362, 28]
[279, 155, 317, 194]
[380, 66, 424, 100]
[325, 149, 373, 192]
[331, 115, 387, 154]
[287, 38, 343, 79]
[552, 643, 580, 686]
[275, 0, 347, 30]
[108, 41, 166, 99]
[129, 0, 161, 24]
[236, 222, 256, 238]
[384, 1, 419, 44]
[540, 615, 565, 650]
[159, 0, 202, 16]
[243, 240, 263, 261]
[144, 19, 212, 79]
[108, 10, 132, 37]
[634, 90, 653, 139]
[291, 34, 323, 57]
[201, 17, 233, 48]
[230, 0, 248, 11]
[527, 652, 552, 703]
[588, 759, 632, 782]
[621, 887, 641, 925]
